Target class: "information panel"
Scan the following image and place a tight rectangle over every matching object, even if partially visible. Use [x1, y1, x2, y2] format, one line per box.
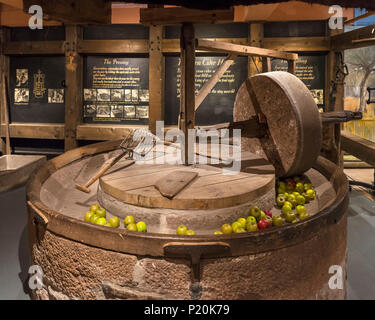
[272, 55, 326, 107]
[165, 55, 248, 125]
[83, 56, 149, 125]
[9, 56, 65, 123]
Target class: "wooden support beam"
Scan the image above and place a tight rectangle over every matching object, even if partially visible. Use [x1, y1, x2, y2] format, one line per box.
[140, 7, 234, 25]
[341, 131, 375, 167]
[0, 27, 10, 154]
[344, 11, 375, 25]
[4, 41, 65, 55]
[162, 38, 248, 53]
[331, 24, 375, 51]
[288, 59, 296, 74]
[22, 0, 111, 24]
[249, 23, 263, 77]
[0, 123, 64, 139]
[78, 40, 149, 54]
[64, 25, 82, 151]
[196, 39, 298, 61]
[322, 26, 345, 166]
[263, 37, 329, 52]
[262, 57, 271, 73]
[179, 23, 195, 165]
[148, 25, 164, 135]
[195, 53, 237, 111]
[77, 124, 147, 141]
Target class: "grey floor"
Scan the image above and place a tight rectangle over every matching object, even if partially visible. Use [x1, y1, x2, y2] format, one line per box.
[0, 186, 374, 300]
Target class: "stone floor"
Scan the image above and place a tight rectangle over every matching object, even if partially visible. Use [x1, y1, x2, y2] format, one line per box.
[0, 182, 374, 300]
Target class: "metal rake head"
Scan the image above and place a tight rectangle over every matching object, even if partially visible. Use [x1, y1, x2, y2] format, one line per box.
[119, 129, 157, 159]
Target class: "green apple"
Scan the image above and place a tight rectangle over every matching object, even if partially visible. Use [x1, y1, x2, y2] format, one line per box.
[299, 213, 310, 221]
[221, 224, 233, 234]
[281, 204, 292, 216]
[246, 216, 257, 225]
[246, 222, 258, 232]
[296, 182, 304, 194]
[234, 227, 246, 233]
[127, 223, 137, 231]
[90, 204, 100, 213]
[296, 195, 306, 205]
[249, 206, 261, 220]
[304, 183, 313, 191]
[177, 225, 187, 235]
[285, 212, 297, 223]
[96, 217, 107, 225]
[108, 216, 120, 228]
[303, 193, 311, 204]
[90, 214, 99, 224]
[136, 221, 147, 232]
[84, 211, 94, 222]
[296, 205, 307, 216]
[276, 194, 286, 208]
[272, 216, 284, 227]
[96, 208, 106, 218]
[232, 221, 242, 233]
[237, 218, 247, 229]
[259, 211, 266, 221]
[186, 230, 195, 235]
[306, 189, 316, 201]
[277, 186, 286, 194]
[124, 215, 135, 226]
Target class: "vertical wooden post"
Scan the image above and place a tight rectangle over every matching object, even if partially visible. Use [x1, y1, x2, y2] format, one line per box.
[262, 57, 271, 73]
[179, 23, 195, 165]
[64, 25, 83, 151]
[249, 23, 263, 77]
[148, 25, 164, 135]
[0, 27, 10, 154]
[288, 60, 296, 74]
[322, 26, 345, 166]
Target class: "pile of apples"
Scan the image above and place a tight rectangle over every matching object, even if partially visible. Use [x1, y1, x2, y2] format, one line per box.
[214, 206, 282, 234]
[276, 176, 316, 224]
[84, 205, 147, 232]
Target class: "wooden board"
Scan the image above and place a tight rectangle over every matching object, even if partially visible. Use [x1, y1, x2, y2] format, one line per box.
[100, 159, 275, 210]
[155, 170, 198, 199]
[233, 71, 322, 177]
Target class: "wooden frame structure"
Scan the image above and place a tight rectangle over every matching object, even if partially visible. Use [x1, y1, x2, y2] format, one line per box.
[0, 6, 345, 161]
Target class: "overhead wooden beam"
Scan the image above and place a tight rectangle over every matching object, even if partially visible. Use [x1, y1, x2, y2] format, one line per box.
[22, 0, 111, 24]
[263, 37, 329, 52]
[64, 25, 83, 151]
[162, 38, 247, 53]
[140, 7, 234, 25]
[4, 41, 65, 55]
[78, 40, 149, 54]
[331, 24, 375, 51]
[149, 25, 164, 135]
[196, 39, 298, 61]
[344, 11, 375, 25]
[0, 0, 23, 9]
[341, 131, 375, 167]
[195, 53, 237, 111]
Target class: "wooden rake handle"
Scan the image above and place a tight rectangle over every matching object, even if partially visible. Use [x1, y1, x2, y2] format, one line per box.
[75, 151, 133, 193]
